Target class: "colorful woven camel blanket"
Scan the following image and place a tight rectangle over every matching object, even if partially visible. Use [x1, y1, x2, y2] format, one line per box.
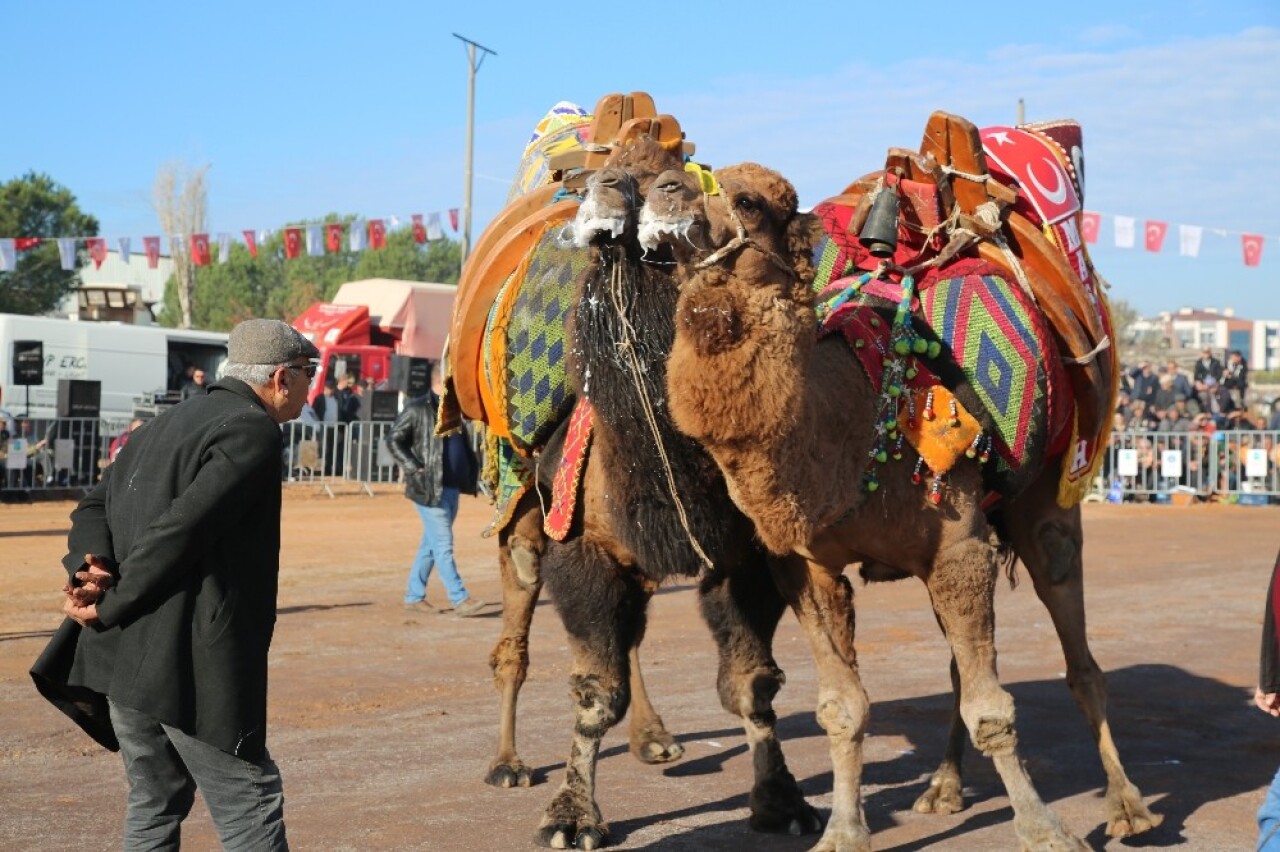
[812, 199, 1070, 493]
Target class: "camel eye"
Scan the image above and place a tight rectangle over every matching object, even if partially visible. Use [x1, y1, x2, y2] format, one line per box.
[734, 195, 758, 213]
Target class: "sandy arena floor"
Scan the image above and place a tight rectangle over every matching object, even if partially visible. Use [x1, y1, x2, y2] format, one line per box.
[1, 488, 1276, 851]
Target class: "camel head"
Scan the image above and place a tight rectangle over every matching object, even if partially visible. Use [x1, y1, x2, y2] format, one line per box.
[639, 162, 823, 298]
[569, 136, 683, 257]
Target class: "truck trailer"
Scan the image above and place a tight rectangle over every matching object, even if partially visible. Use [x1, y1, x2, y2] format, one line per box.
[0, 314, 228, 423]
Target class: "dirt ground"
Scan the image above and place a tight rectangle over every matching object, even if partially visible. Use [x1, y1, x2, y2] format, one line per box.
[1, 488, 1276, 851]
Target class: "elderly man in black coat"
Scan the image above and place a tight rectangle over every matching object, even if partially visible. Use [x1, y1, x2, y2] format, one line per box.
[31, 318, 318, 851]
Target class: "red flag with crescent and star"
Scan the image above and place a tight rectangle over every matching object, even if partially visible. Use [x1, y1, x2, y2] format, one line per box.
[284, 227, 302, 259]
[190, 234, 211, 266]
[1080, 212, 1100, 244]
[86, 238, 107, 269]
[411, 214, 427, 244]
[1243, 234, 1265, 268]
[1144, 221, 1167, 252]
[449, 208, 459, 231]
[325, 223, 344, 253]
[143, 236, 160, 268]
[369, 219, 386, 250]
[242, 230, 258, 258]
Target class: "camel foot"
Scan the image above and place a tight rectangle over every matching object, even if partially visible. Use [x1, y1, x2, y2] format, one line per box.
[806, 823, 872, 852]
[484, 759, 534, 789]
[1104, 784, 1163, 838]
[628, 722, 685, 764]
[748, 771, 823, 836]
[912, 768, 965, 815]
[536, 789, 608, 850]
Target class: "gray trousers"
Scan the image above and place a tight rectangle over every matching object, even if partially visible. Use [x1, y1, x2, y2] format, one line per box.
[109, 700, 288, 851]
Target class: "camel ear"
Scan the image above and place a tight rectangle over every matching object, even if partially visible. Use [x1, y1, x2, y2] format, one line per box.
[786, 212, 824, 288]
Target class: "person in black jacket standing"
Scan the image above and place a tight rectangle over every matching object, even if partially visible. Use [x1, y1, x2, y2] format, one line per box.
[31, 318, 318, 851]
[387, 360, 484, 616]
[1257, 546, 1280, 850]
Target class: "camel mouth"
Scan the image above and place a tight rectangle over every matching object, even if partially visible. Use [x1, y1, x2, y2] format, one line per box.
[637, 207, 699, 253]
[569, 207, 629, 248]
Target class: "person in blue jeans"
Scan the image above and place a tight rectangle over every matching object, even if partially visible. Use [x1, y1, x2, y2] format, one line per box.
[387, 361, 484, 617]
[1256, 546, 1280, 850]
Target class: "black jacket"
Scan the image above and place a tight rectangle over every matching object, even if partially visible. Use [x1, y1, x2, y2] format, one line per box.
[387, 393, 477, 506]
[1261, 548, 1280, 694]
[31, 378, 284, 759]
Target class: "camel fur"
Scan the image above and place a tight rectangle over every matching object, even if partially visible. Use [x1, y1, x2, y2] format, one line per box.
[638, 161, 1159, 849]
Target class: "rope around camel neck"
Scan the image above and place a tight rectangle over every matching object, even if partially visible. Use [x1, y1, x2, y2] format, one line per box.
[606, 254, 715, 574]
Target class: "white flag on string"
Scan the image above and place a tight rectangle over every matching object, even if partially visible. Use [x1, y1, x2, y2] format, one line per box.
[218, 233, 232, 264]
[1178, 225, 1203, 258]
[0, 238, 15, 271]
[426, 212, 443, 241]
[118, 237, 131, 265]
[306, 225, 324, 257]
[1113, 216, 1135, 249]
[57, 238, 77, 270]
[350, 219, 367, 252]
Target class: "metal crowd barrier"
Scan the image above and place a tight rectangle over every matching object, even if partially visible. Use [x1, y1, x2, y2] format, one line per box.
[5, 418, 1274, 506]
[280, 421, 402, 497]
[1, 416, 126, 495]
[1096, 429, 1279, 504]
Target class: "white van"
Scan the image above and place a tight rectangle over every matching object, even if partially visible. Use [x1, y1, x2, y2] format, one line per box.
[0, 314, 228, 423]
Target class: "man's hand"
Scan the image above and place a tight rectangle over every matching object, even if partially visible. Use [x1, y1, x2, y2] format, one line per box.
[1255, 686, 1280, 717]
[63, 598, 100, 627]
[61, 554, 113, 608]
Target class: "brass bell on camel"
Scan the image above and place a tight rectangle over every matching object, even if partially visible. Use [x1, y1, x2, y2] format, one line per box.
[859, 186, 900, 258]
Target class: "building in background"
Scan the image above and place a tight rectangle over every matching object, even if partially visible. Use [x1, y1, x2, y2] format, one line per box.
[66, 249, 173, 324]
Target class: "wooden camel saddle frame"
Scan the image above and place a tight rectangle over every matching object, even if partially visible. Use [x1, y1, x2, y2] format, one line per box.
[446, 92, 692, 436]
[826, 110, 1114, 456]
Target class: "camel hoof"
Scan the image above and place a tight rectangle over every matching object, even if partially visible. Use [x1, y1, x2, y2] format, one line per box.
[913, 774, 965, 815]
[1107, 810, 1163, 838]
[807, 825, 872, 852]
[630, 728, 684, 764]
[536, 824, 609, 850]
[485, 760, 534, 788]
[536, 790, 608, 850]
[748, 773, 823, 835]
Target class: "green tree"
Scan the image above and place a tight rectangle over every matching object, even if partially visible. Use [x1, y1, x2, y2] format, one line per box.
[0, 172, 99, 314]
[159, 215, 460, 331]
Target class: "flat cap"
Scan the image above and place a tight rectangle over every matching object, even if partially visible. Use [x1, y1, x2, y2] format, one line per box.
[228, 319, 320, 365]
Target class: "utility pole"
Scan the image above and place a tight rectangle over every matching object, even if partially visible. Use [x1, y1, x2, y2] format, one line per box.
[453, 33, 497, 270]
[1017, 97, 1025, 126]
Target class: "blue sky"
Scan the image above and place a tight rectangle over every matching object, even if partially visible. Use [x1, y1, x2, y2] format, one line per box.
[5, 1, 1277, 319]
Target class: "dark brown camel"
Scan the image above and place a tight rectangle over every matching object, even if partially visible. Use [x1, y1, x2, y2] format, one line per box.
[523, 140, 824, 849]
[635, 161, 1158, 850]
[473, 140, 695, 791]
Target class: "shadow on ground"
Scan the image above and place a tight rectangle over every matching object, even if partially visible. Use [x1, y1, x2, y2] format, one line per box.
[538, 664, 1267, 849]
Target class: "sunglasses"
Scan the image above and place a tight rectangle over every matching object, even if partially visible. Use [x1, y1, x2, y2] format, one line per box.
[282, 363, 318, 379]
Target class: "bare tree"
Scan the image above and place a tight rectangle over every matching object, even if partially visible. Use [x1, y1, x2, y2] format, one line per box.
[153, 162, 209, 328]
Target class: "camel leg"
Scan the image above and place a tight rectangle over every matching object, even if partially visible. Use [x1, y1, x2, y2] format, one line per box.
[486, 490, 545, 788]
[771, 556, 870, 852]
[926, 537, 1087, 851]
[912, 655, 968, 815]
[700, 552, 822, 836]
[536, 537, 648, 850]
[626, 623, 684, 765]
[1007, 487, 1162, 838]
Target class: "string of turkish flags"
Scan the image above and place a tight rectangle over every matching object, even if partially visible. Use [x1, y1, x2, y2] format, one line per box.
[0, 208, 462, 273]
[1081, 211, 1268, 267]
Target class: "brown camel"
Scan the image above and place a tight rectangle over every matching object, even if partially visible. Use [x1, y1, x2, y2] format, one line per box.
[635, 161, 1159, 850]
[524, 140, 824, 849]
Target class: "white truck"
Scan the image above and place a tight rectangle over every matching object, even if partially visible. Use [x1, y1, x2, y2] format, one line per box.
[0, 314, 228, 423]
